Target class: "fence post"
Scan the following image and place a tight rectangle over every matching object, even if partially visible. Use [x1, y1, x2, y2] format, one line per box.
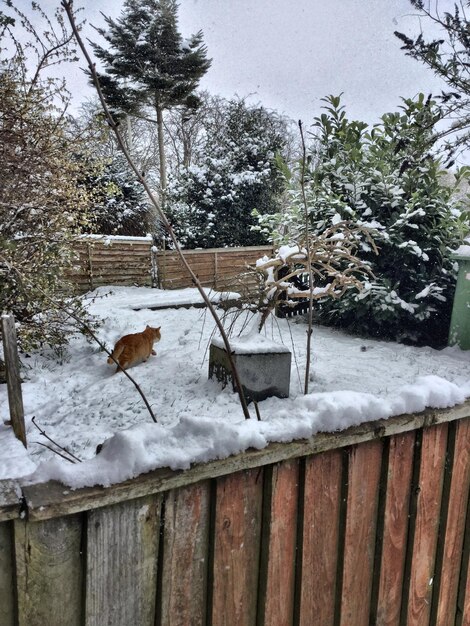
[86, 242, 94, 291]
[1, 313, 27, 448]
[151, 244, 159, 289]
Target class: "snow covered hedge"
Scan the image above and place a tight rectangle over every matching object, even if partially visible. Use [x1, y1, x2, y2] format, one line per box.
[256, 94, 468, 346]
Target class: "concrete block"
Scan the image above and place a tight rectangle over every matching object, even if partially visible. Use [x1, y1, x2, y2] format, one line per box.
[209, 335, 291, 402]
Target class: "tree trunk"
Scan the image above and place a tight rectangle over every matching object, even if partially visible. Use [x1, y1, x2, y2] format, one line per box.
[156, 103, 167, 193]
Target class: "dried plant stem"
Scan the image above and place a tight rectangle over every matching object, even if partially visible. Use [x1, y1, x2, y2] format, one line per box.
[32, 416, 81, 463]
[298, 120, 315, 394]
[34, 441, 77, 464]
[62, 0, 251, 420]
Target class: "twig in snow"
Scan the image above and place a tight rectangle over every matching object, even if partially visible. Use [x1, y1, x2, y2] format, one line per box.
[32, 416, 82, 463]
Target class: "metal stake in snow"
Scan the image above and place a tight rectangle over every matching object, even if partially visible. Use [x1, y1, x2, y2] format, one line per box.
[1, 313, 27, 448]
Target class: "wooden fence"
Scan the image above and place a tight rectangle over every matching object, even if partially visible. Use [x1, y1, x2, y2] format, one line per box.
[67, 236, 273, 293]
[1, 403, 469, 626]
[67, 235, 157, 292]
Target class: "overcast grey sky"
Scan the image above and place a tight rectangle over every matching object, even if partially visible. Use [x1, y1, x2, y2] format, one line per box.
[32, 0, 449, 124]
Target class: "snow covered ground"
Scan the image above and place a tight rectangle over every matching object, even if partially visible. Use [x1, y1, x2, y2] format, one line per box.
[1, 285, 470, 489]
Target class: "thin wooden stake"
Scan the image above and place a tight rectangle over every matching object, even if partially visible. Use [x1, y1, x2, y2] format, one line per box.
[1, 313, 27, 448]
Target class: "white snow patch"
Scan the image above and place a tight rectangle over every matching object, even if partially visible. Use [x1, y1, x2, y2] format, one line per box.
[1, 286, 469, 489]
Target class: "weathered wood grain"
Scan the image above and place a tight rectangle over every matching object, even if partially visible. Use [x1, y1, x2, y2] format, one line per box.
[85, 494, 161, 626]
[373, 431, 415, 626]
[22, 402, 470, 521]
[15, 514, 83, 626]
[0, 480, 21, 522]
[299, 449, 342, 626]
[68, 241, 274, 292]
[258, 459, 299, 626]
[434, 418, 470, 626]
[404, 423, 448, 626]
[0, 521, 15, 626]
[1, 314, 27, 447]
[210, 468, 263, 626]
[339, 440, 383, 626]
[456, 510, 469, 626]
[159, 481, 211, 626]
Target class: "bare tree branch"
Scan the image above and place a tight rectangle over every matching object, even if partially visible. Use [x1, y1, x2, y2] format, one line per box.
[62, 0, 252, 419]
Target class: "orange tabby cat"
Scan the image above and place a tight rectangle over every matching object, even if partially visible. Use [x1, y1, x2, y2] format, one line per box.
[107, 325, 161, 372]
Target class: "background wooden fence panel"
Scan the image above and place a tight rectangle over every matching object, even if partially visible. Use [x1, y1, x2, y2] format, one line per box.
[67, 237, 272, 294]
[155, 246, 272, 292]
[1, 408, 469, 626]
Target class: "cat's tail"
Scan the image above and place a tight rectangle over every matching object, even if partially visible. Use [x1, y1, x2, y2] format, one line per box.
[107, 344, 124, 365]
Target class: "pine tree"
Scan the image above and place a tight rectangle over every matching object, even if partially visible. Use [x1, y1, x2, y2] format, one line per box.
[91, 0, 211, 194]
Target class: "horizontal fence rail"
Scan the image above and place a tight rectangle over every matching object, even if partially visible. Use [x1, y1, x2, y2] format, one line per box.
[66, 236, 273, 294]
[1, 404, 469, 626]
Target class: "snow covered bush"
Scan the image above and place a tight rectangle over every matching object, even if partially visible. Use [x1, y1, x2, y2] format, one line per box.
[256, 95, 468, 346]
[0, 4, 95, 353]
[79, 154, 151, 236]
[166, 98, 289, 248]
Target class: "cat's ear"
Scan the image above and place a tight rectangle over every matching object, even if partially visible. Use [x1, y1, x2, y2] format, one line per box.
[146, 325, 150, 329]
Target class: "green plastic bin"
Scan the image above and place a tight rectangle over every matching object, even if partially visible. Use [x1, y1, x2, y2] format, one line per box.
[449, 251, 470, 350]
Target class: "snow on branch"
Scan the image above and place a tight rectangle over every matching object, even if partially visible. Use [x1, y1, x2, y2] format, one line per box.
[253, 220, 378, 330]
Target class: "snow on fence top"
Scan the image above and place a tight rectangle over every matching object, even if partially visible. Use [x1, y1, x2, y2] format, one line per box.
[77, 234, 153, 243]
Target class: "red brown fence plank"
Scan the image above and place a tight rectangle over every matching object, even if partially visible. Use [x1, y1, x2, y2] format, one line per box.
[258, 459, 299, 626]
[375, 431, 415, 626]
[339, 440, 383, 626]
[405, 423, 448, 626]
[435, 418, 470, 626]
[457, 531, 469, 626]
[211, 468, 263, 626]
[159, 481, 211, 626]
[299, 449, 342, 626]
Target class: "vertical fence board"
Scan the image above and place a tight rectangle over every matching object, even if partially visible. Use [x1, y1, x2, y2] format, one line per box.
[86, 495, 160, 626]
[374, 431, 415, 626]
[258, 459, 299, 626]
[0, 521, 15, 626]
[15, 515, 83, 626]
[456, 519, 469, 626]
[159, 481, 211, 626]
[299, 449, 342, 626]
[1, 314, 26, 447]
[211, 468, 263, 626]
[404, 423, 448, 626]
[435, 418, 470, 626]
[339, 440, 383, 626]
